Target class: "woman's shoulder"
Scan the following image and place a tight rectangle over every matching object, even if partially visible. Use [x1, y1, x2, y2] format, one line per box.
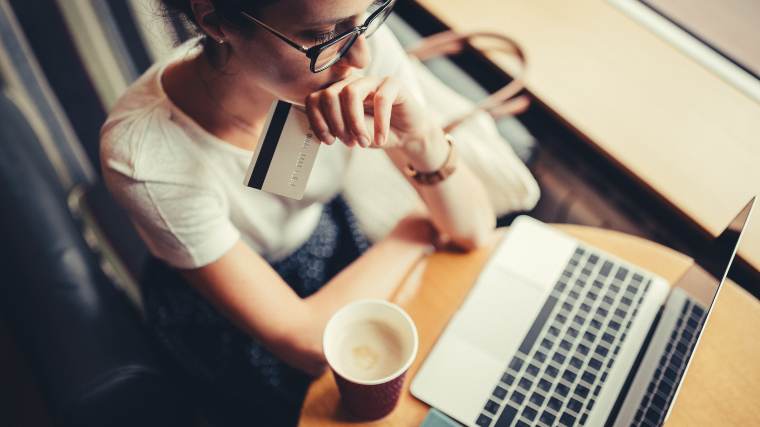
[100, 40, 206, 181]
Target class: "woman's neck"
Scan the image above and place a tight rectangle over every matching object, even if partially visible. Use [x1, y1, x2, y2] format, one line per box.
[162, 51, 276, 152]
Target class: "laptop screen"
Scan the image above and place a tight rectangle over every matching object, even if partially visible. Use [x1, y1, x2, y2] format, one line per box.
[658, 197, 755, 420]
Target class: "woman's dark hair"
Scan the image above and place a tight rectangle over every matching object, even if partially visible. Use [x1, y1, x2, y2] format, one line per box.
[159, 0, 276, 66]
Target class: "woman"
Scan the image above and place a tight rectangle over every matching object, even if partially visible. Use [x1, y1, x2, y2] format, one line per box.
[100, 0, 521, 425]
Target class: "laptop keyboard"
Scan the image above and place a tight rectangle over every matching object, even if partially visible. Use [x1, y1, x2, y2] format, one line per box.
[632, 298, 706, 427]
[475, 246, 653, 427]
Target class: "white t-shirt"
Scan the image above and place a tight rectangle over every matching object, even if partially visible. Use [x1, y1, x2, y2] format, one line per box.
[100, 27, 426, 269]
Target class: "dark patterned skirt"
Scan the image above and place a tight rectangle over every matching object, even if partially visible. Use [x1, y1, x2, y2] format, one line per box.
[139, 195, 371, 427]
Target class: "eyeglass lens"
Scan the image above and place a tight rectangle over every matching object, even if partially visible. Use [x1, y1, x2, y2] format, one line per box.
[312, 0, 394, 71]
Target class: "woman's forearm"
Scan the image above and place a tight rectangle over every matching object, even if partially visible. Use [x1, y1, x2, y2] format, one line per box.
[304, 221, 432, 330]
[390, 124, 497, 250]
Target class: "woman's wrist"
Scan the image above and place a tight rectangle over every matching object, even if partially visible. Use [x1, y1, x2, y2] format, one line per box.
[399, 122, 450, 172]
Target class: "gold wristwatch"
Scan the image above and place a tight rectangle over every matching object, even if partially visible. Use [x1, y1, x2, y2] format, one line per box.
[404, 133, 458, 185]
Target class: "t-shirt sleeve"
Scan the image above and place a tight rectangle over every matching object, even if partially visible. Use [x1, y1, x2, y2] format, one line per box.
[103, 167, 240, 269]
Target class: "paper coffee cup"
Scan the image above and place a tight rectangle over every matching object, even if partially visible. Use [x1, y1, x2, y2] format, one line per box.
[323, 299, 419, 420]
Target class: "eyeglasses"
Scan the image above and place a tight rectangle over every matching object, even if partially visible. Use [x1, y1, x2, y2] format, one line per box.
[240, 0, 396, 73]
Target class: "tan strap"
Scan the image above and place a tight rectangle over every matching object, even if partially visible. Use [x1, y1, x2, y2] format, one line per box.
[405, 30, 529, 133]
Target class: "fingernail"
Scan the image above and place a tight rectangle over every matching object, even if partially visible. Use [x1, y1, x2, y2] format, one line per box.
[375, 133, 384, 147]
[359, 135, 369, 147]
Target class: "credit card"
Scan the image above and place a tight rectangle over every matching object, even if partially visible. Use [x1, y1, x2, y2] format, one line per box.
[243, 100, 320, 200]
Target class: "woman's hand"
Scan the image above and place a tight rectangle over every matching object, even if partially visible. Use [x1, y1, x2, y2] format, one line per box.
[303, 75, 432, 150]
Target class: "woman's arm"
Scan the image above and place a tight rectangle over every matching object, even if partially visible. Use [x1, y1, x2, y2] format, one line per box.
[179, 214, 435, 377]
[386, 123, 497, 250]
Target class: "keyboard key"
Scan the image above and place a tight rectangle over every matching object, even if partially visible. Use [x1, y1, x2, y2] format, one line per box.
[582, 370, 596, 384]
[548, 326, 561, 337]
[510, 391, 525, 405]
[665, 367, 678, 381]
[652, 394, 667, 410]
[529, 392, 545, 406]
[580, 413, 588, 424]
[515, 421, 529, 427]
[556, 313, 567, 324]
[509, 358, 524, 371]
[560, 339, 572, 351]
[575, 384, 590, 398]
[580, 303, 592, 313]
[569, 357, 583, 369]
[588, 290, 599, 300]
[632, 273, 644, 283]
[645, 407, 661, 424]
[600, 261, 613, 277]
[594, 384, 602, 396]
[538, 378, 551, 392]
[614, 308, 627, 318]
[545, 365, 559, 378]
[495, 405, 518, 427]
[602, 332, 615, 343]
[556, 382, 570, 397]
[584, 331, 596, 342]
[621, 296, 633, 306]
[540, 411, 556, 425]
[591, 317, 603, 329]
[562, 301, 573, 311]
[567, 398, 583, 412]
[569, 290, 580, 299]
[567, 327, 579, 338]
[559, 412, 576, 426]
[502, 373, 516, 385]
[523, 406, 537, 421]
[589, 254, 599, 264]
[476, 414, 492, 427]
[692, 304, 705, 318]
[587, 399, 595, 410]
[609, 320, 621, 331]
[577, 343, 590, 356]
[493, 386, 507, 399]
[548, 397, 562, 411]
[540, 338, 554, 351]
[602, 295, 614, 305]
[589, 358, 603, 370]
[526, 364, 540, 377]
[562, 370, 577, 382]
[518, 378, 532, 391]
[485, 400, 499, 415]
[553, 353, 566, 364]
[615, 267, 629, 281]
[596, 307, 609, 317]
[534, 351, 547, 363]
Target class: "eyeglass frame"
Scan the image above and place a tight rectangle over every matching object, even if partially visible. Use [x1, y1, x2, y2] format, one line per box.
[239, 0, 396, 73]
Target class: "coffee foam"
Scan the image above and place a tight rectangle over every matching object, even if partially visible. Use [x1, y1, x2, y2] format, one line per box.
[335, 320, 405, 382]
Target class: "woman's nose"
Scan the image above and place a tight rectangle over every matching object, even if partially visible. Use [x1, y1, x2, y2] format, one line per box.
[340, 34, 371, 70]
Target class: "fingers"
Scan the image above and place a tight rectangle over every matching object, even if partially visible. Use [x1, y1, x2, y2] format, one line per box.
[304, 75, 401, 148]
[304, 93, 334, 145]
[338, 78, 378, 147]
[372, 77, 399, 148]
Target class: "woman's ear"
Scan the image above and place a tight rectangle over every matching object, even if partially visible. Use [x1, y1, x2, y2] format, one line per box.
[190, 0, 226, 43]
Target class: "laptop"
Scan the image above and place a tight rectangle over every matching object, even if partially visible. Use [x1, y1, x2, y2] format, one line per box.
[411, 198, 755, 427]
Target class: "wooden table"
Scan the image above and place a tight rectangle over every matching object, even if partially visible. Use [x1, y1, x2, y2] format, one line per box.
[299, 225, 760, 426]
[414, 0, 760, 273]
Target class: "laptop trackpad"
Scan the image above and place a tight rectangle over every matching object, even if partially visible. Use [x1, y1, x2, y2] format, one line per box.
[411, 270, 549, 424]
[449, 270, 548, 361]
